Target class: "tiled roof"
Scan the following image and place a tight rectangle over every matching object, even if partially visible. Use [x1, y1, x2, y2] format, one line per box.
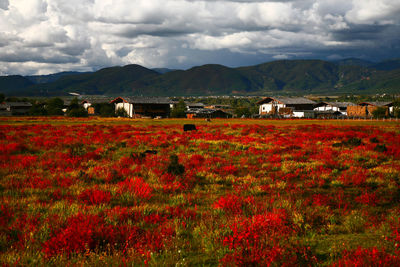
[4, 102, 32, 107]
[258, 97, 316, 105]
[319, 102, 356, 108]
[81, 97, 114, 104]
[111, 96, 173, 104]
[186, 108, 232, 115]
[186, 102, 205, 107]
[359, 101, 393, 106]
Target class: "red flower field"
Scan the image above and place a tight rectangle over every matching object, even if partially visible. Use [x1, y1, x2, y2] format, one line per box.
[0, 117, 400, 266]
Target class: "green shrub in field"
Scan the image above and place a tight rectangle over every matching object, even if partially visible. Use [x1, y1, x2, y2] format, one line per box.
[343, 211, 366, 233]
[167, 154, 185, 175]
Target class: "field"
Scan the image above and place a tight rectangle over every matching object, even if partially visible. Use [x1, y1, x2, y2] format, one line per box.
[1, 117, 400, 266]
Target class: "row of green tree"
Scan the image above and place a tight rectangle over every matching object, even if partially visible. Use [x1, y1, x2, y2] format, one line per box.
[29, 97, 127, 117]
[29, 98, 88, 117]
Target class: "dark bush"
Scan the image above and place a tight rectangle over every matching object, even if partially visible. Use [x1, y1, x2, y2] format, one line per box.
[374, 144, 387, 152]
[183, 124, 196, 131]
[167, 154, 185, 175]
[370, 137, 379, 143]
[344, 137, 362, 147]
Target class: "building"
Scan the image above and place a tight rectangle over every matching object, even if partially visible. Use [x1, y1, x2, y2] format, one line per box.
[204, 104, 231, 110]
[257, 97, 316, 117]
[110, 96, 173, 118]
[81, 97, 114, 115]
[186, 102, 205, 111]
[0, 102, 32, 116]
[186, 108, 232, 119]
[347, 101, 393, 117]
[359, 102, 393, 115]
[314, 102, 356, 115]
[292, 110, 316, 118]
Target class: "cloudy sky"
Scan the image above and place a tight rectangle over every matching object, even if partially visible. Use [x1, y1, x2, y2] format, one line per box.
[0, 0, 399, 75]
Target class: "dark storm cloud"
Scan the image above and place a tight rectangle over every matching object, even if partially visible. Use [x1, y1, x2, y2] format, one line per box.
[0, 0, 399, 75]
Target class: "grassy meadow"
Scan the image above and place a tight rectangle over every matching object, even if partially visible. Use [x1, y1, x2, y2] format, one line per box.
[1, 117, 400, 266]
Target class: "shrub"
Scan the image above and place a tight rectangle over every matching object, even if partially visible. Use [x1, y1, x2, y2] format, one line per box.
[170, 99, 186, 118]
[374, 144, 387, 152]
[115, 107, 128, 117]
[167, 154, 185, 175]
[372, 106, 388, 118]
[343, 211, 366, 233]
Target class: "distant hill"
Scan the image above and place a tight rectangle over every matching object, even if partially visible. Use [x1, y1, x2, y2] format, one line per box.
[152, 68, 179, 74]
[145, 64, 253, 95]
[25, 64, 160, 96]
[333, 58, 375, 67]
[1, 59, 400, 96]
[371, 59, 400, 71]
[26, 71, 90, 84]
[0, 75, 34, 95]
[238, 60, 341, 92]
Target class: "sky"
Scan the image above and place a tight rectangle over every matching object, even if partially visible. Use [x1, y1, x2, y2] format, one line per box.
[0, 0, 399, 75]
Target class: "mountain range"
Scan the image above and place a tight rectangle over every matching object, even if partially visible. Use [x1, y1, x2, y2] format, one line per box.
[1, 59, 400, 96]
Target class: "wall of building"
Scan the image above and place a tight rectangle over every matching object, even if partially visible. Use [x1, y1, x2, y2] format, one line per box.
[314, 105, 339, 112]
[293, 111, 315, 118]
[259, 103, 285, 114]
[115, 102, 133, 117]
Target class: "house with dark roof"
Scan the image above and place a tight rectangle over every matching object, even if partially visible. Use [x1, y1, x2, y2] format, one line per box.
[110, 96, 173, 118]
[186, 102, 205, 111]
[0, 102, 32, 116]
[257, 97, 316, 117]
[314, 101, 356, 115]
[186, 108, 232, 119]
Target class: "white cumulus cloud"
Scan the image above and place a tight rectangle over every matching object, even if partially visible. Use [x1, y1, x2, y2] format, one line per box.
[0, 0, 399, 75]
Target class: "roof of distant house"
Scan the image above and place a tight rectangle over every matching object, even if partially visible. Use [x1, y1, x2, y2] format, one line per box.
[110, 96, 173, 104]
[358, 101, 393, 106]
[315, 101, 356, 108]
[257, 97, 316, 105]
[81, 97, 114, 104]
[4, 102, 32, 107]
[186, 108, 232, 115]
[186, 102, 205, 107]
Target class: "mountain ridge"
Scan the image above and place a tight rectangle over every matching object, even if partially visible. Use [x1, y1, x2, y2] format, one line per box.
[1, 58, 399, 96]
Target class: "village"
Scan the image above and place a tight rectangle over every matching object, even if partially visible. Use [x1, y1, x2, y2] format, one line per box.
[0, 94, 398, 119]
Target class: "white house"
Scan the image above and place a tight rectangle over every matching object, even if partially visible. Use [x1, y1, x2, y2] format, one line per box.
[314, 102, 355, 115]
[110, 96, 173, 118]
[257, 97, 316, 117]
